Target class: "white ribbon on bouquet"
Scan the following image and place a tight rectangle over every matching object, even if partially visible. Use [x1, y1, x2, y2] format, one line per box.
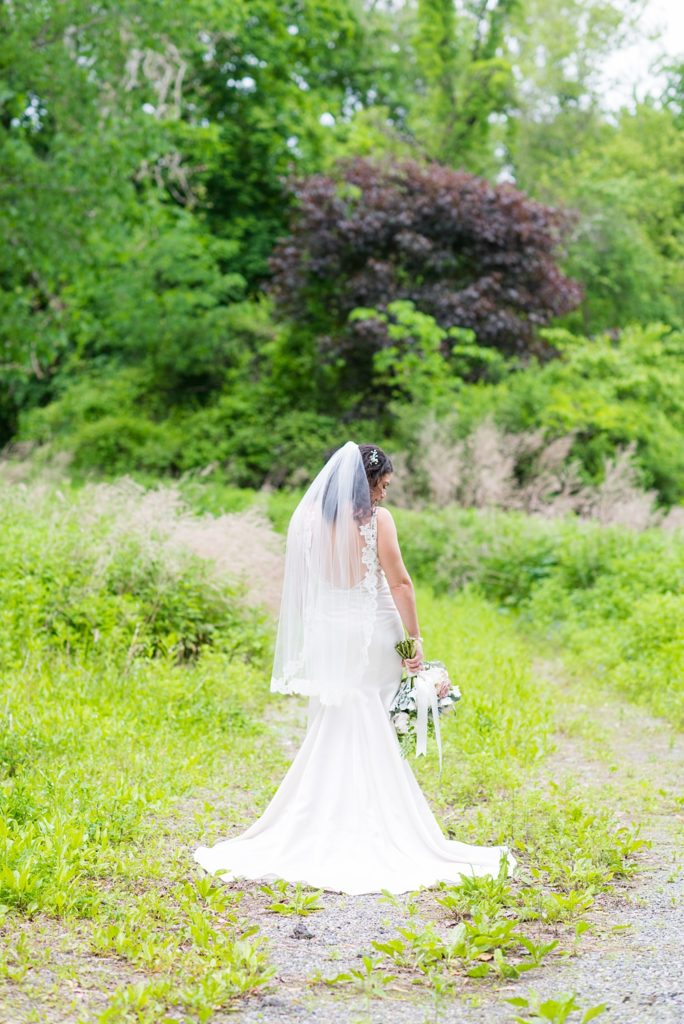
[413, 672, 443, 772]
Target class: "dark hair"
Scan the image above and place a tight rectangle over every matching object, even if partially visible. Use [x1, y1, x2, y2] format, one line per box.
[321, 443, 393, 523]
[358, 444, 393, 490]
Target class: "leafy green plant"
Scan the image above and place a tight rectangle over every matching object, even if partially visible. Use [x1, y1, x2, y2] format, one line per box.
[515, 934, 560, 969]
[90, 978, 173, 1024]
[516, 887, 595, 923]
[0, 933, 42, 983]
[372, 913, 558, 983]
[312, 955, 397, 997]
[259, 879, 324, 916]
[436, 863, 514, 919]
[508, 991, 607, 1023]
[373, 921, 466, 973]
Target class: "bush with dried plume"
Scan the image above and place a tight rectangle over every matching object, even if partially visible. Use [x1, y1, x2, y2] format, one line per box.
[397, 417, 679, 532]
[0, 471, 284, 615]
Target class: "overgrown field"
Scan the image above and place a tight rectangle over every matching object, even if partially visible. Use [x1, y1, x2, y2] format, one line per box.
[0, 478, 670, 1021]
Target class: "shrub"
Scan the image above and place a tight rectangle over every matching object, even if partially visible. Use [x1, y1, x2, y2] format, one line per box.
[69, 415, 184, 475]
[269, 157, 581, 399]
[176, 403, 342, 487]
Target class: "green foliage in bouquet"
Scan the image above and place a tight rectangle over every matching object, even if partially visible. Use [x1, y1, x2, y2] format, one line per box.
[395, 636, 418, 662]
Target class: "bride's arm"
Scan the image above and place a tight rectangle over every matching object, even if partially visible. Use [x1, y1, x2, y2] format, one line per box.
[376, 507, 424, 671]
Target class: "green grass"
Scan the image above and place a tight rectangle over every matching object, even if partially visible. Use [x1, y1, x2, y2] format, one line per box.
[0, 477, 664, 1019]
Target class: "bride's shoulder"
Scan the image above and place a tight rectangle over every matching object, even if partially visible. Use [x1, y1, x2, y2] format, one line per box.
[375, 506, 396, 532]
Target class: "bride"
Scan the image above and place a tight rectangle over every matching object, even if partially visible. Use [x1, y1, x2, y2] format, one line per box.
[194, 441, 514, 894]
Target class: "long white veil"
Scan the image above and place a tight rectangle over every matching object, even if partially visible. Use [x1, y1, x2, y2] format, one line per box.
[270, 441, 379, 706]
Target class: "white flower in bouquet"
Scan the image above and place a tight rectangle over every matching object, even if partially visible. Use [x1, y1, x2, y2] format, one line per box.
[393, 711, 410, 735]
[419, 662, 451, 698]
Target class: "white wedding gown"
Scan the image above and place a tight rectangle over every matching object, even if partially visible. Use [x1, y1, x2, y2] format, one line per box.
[194, 511, 514, 895]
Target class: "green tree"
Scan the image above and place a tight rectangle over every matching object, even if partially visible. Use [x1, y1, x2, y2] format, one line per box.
[411, 0, 518, 172]
[502, 1, 683, 331]
[269, 157, 580, 418]
[505, 0, 643, 187]
[0, 0, 374, 438]
[561, 102, 684, 331]
[662, 60, 684, 125]
[0, 0, 197, 437]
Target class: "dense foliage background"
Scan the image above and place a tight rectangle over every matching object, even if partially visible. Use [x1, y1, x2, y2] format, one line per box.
[2, 0, 683, 507]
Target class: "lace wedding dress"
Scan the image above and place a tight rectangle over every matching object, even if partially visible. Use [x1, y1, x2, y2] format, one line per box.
[194, 447, 514, 894]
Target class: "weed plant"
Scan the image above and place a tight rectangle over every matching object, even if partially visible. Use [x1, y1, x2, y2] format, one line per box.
[259, 879, 324, 915]
[509, 990, 608, 1023]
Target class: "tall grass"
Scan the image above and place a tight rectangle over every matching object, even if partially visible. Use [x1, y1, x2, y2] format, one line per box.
[396, 505, 684, 728]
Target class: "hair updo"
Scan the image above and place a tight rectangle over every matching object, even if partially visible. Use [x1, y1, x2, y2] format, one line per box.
[321, 443, 393, 523]
[358, 444, 393, 490]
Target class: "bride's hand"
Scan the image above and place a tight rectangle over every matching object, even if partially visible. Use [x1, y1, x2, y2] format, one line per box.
[404, 641, 424, 674]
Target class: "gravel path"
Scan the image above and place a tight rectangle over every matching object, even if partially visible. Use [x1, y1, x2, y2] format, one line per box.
[216, 661, 684, 1024]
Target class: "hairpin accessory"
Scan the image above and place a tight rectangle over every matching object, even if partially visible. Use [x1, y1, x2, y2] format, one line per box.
[369, 449, 379, 466]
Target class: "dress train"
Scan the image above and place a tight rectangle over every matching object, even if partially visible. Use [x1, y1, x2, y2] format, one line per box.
[194, 583, 514, 895]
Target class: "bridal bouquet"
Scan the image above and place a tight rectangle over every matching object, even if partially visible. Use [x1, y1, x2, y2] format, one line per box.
[390, 637, 461, 769]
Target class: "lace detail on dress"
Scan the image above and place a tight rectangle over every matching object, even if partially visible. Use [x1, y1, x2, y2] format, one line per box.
[358, 507, 379, 662]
